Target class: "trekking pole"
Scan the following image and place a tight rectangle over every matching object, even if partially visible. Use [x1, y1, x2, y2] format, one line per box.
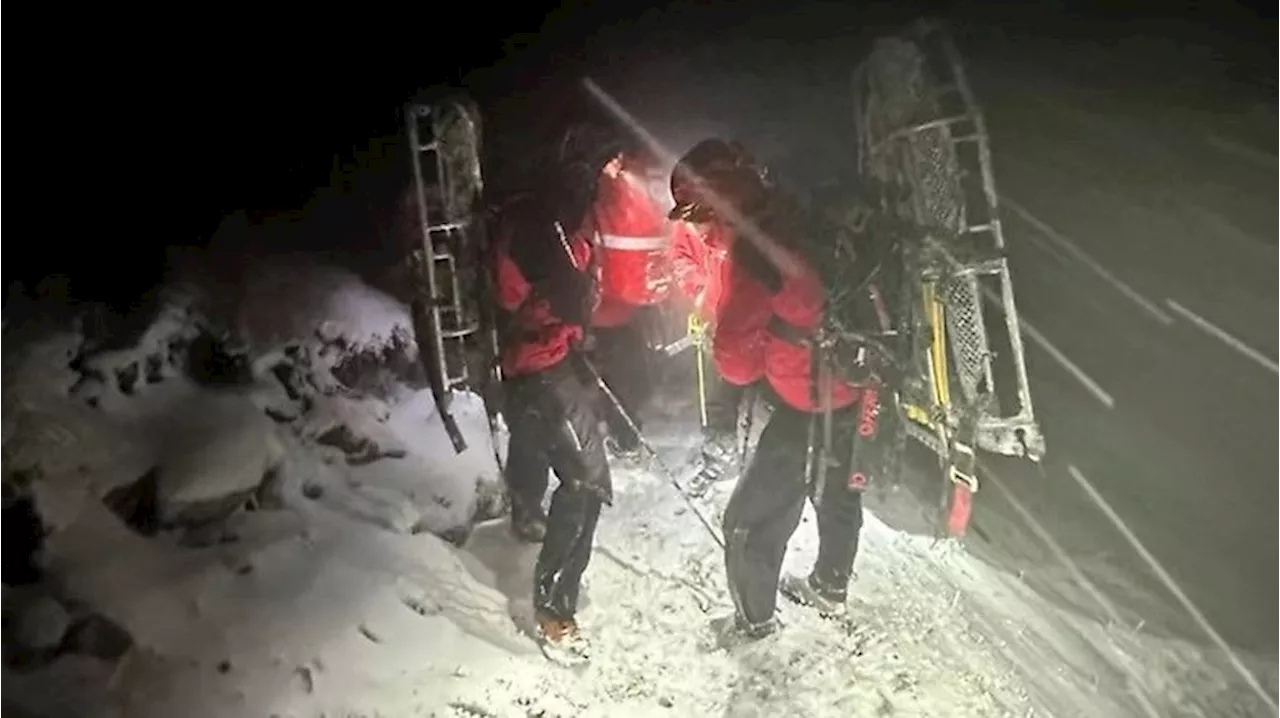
[577, 355, 725, 549]
[690, 313, 709, 428]
[737, 385, 756, 470]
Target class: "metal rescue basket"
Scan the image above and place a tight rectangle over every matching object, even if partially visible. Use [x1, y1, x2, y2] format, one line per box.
[850, 20, 1045, 535]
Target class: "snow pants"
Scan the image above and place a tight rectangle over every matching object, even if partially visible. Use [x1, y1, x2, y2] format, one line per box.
[503, 359, 613, 621]
[700, 347, 747, 440]
[722, 386, 894, 626]
[592, 318, 654, 452]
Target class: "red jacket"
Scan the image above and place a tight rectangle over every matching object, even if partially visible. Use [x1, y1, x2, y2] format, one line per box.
[710, 225, 858, 413]
[671, 220, 731, 320]
[765, 262, 858, 413]
[494, 211, 594, 377]
[710, 258, 771, 387]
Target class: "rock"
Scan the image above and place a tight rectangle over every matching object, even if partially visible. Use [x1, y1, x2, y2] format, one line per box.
[102, 468, 160, 536]
[3, 366, 153, 505]
[328, 327, 424, 399]
[315, 424, 373, 456]
[62, 613, 133, 661]
[315, 423, 405, 466]
[8, 594, 71, 653]
[155, 395, 285, 528]
[167, 487, 257, 529]
[263, 406, 297, 424]
[144, 353, 166, 384]
[436, 523, 472, 548]
[114, 362, 141, 395]
[68, 374, 108, 406]
[186, 333, 252, 387]
[253, 467, 288, 510]
[346, 446, 407, 466]
[270, 362, 306, 401]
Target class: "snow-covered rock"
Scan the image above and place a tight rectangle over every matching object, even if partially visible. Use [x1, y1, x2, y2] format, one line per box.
[174, 251, 416, 366]
[151, 393, 285, 527]
[5, 252, 501, 544]
[4, 590, 71, 655]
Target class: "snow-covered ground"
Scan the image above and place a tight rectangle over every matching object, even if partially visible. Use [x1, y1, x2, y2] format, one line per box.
[4, 260, 1273, 717]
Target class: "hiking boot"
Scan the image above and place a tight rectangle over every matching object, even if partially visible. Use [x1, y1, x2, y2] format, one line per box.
[700, 430, 737, 466]
[708, 613, 779, 650]
[605, 434, 643, 463]
[511, 508, 547, 544]
[536, 612, 590, 665]
[688, 430, 737, 492]
[780, 573, 847, 618]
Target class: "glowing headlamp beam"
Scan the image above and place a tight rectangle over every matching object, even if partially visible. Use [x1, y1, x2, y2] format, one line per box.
[582, 78, 805, 282]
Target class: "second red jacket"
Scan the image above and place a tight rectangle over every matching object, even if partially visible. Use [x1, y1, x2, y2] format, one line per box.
[708, 224, 859, 413]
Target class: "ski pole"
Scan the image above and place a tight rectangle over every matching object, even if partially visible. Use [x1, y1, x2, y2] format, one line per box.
[578, 355, 725, 549]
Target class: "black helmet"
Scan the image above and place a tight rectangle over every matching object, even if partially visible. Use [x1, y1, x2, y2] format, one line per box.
[668, 138, 769, 222]
[558, 121, 635, 181]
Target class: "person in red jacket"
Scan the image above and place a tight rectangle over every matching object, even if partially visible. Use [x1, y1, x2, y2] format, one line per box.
[491, 122, 629, 660]
[668, 139, 897, 643]
[586, 149, 671, 461]
[669, 140, 771, 476]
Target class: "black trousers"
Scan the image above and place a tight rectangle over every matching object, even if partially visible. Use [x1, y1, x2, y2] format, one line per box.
[592, 318, 655, 451]
[503, 359, 612, 621]
[722, 386, 896, 626]
[700, 346, 747, 439]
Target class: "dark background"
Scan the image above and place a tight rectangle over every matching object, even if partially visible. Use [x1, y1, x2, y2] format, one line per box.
[7, 0, 1273, 307]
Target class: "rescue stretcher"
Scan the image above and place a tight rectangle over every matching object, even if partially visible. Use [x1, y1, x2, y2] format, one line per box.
[851, 20, 1046, 535]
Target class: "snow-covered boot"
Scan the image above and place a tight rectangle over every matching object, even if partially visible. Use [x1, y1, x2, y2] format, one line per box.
[708, 613, 779, 651]
[510, 507, 547, 544]
[780, 573, 847, 618]
[688, 431, 738, 495]
[536, 612, 590, 666]
[701, 429, 737, 468]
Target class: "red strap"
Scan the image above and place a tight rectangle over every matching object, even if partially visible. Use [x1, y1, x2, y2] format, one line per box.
[946, 483, 974, 538]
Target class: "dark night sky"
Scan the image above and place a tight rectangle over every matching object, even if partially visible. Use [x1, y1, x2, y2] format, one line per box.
[152, 0, 1280, 218]
[15, 0, 1274, 308]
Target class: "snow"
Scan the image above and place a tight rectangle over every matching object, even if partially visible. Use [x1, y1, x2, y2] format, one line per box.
[153, 393, 285, 514]
[5, 260, 1275, 718]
